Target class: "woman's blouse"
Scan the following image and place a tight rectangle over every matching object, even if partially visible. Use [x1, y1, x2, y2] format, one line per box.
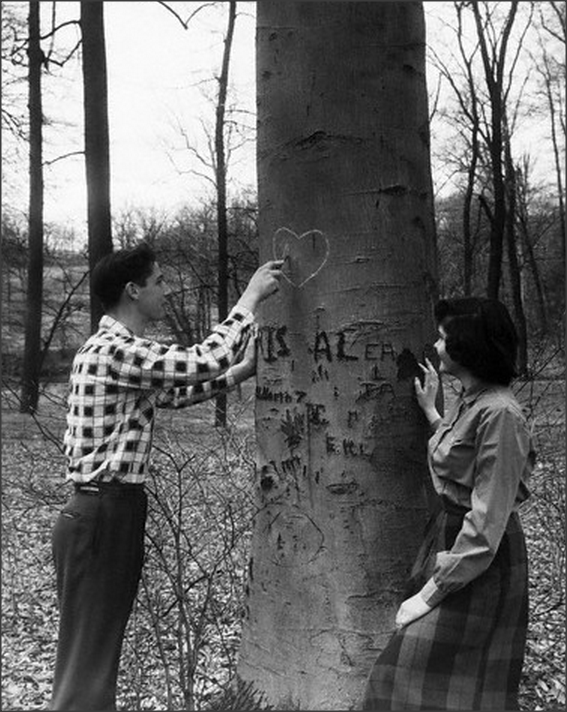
[419, 383, 534, 608]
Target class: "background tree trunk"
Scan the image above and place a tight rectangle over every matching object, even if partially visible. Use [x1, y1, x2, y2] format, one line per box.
[237, 2, 438, 708]
[503, 126, 528, 374]
[20, 0, 43, 414]
[516, 159, 548, 334]
[538, 23, 566, 263]
[471, 0, 519, 299]
[462, 122, 478, 296]
[214, 0, 237, 427]
[81, 0, 112, 332]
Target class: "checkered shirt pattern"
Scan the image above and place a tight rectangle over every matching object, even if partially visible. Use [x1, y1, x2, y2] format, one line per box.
[63, 307, 254, 484]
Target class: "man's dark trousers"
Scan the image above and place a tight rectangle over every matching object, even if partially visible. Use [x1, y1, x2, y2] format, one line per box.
[51, 483, 147, 711]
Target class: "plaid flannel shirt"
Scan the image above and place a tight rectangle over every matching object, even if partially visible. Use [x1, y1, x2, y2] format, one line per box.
[63, 306, 254, 484]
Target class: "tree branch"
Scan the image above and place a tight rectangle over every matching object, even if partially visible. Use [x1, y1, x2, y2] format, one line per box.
[40, 20, 80, 41]
[43, 150, 84, 167]
[157, 1, 216, 30]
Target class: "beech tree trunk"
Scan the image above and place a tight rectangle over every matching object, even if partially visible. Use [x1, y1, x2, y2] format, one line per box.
[81, 1, 112, 332]
[20, 0, 43, 414]
[237, 3, 438, 709]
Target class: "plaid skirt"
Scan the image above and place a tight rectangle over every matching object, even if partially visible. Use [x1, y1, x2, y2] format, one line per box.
[361, 500, 528, 711]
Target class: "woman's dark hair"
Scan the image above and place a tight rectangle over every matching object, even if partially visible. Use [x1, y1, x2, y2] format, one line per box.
[434, 297, 518, 385]
[92, 242, 156, 310]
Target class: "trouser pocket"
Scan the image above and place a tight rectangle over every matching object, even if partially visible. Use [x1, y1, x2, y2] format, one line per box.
[52, 492, 101, 576]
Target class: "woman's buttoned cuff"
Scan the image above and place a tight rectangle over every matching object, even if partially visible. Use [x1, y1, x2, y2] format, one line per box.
[420, 576, 446, 608]
[430, 416, 442, 433]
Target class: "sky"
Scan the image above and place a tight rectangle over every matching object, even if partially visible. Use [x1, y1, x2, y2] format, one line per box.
[102, 1, 257, 214]
[1, 1, 562, 240]
[3, 1, 258, 233]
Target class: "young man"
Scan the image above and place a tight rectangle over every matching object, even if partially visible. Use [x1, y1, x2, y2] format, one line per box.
[51, 243, 283, 711]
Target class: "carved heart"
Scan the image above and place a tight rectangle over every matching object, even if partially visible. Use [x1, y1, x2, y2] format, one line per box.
[272, 227, 330, 288]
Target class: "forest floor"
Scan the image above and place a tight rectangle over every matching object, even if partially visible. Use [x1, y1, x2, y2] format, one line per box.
[1, 376, 565, 711]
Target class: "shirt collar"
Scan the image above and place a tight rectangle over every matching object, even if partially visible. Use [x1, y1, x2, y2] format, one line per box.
[460, 381, 509, 406]
[98, 314, 135, 339]
[460, 381, 490, 406]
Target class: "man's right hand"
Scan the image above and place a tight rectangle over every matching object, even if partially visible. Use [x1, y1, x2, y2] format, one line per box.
[238, 260, 284, 312]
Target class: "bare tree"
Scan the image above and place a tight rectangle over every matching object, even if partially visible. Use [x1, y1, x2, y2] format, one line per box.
[163, 2, 248, 425]
[503, 120, 528, 373]
[20, 0, 44, 414]
[533, 0, 566, 261]
[214, 0, 237, 427]
[470, 0, 523, 299]
[1, 2, 28, 142]
[429, 3, 484, 295]
[80, 0, 112, 331]
[430, 2, 538, 364]
[516, 156, 549, 333]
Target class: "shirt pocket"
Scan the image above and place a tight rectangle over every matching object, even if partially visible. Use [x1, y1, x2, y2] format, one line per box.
[432, 430, 476, 487]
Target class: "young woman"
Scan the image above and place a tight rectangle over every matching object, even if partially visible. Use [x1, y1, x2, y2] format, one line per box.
[362, 298, 534, 711]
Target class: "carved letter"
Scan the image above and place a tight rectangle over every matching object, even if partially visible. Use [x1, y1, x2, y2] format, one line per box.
[313, 331, 333, 363]
[336, 330, 358, 361]
[276, 325, 291, 358]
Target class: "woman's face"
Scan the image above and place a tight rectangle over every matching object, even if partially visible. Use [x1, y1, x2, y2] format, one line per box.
[434, 325, 463, 377]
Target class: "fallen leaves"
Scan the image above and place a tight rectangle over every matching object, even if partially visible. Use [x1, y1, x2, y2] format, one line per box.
[1, 383, 565, 711]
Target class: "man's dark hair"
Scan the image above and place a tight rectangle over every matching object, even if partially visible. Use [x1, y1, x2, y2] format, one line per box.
[92, 243, 157, 311]
[434, 297, 518, 385]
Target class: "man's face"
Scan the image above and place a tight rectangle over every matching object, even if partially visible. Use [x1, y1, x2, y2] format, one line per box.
[135, 262, 171, 322]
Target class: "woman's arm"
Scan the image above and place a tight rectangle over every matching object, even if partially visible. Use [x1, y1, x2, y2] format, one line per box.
[419, 405, 531, 608]
[396, 403, 531, 628]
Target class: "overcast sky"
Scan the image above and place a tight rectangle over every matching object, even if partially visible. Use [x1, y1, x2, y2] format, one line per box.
[4, 1, 258, 232]
[2, 1, 560, 238]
